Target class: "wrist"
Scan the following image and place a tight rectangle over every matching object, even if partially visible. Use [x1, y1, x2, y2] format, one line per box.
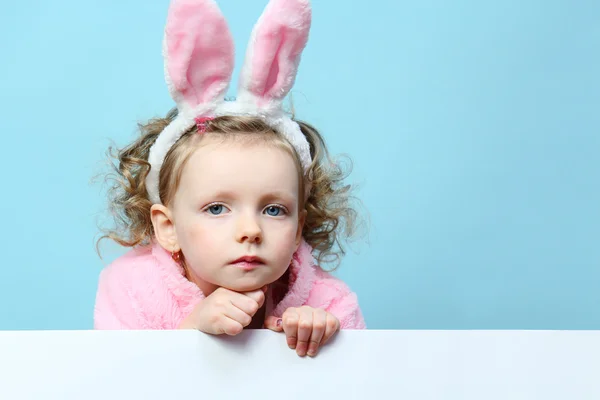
[177, 313, 200, 330]
[177, 319, 194, 330]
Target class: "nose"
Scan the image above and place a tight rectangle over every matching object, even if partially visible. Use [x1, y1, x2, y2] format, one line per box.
[236, 212, 263, 244]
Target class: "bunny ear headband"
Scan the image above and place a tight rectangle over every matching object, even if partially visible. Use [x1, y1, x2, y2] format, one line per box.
[145, 0, 313, 205]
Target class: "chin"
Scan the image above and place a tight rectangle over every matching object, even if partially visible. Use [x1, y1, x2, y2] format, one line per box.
[220, 273, 280, 292]
[222, 281, 265, 292]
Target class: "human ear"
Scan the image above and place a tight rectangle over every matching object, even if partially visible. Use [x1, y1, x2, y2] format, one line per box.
[150, 204, 179, 252]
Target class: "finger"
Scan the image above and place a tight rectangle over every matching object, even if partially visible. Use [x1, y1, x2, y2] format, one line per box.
[219, 316, 244, 336]
[264, 316, 283, 332]
[307, 309, 327, 357]
[295, 307, 314, 357]
[282, 308, 299, 349]
[223, 303, 253, 328]
[321, 314, 341, 345]
[230, 291, 263, 317]
[242, 289, 266, 309]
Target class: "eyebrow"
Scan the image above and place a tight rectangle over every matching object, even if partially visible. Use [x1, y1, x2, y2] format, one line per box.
[199, 190, 297, 204]
[259, 191, 297, 204]
[201, 190, 237, 201]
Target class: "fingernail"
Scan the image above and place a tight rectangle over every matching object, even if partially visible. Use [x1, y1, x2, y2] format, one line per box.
[276, 318, 282, 327]
[296, 343, 307, 357]
[287, 337, 297, 349]
[307, 344, 318, 357]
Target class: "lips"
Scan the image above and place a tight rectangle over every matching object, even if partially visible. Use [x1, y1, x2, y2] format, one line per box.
[230, 256, 265, 271]
[231, 255, 265, 264]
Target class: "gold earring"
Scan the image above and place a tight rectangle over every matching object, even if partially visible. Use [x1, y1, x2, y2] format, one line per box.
[171, 250, 181, 263]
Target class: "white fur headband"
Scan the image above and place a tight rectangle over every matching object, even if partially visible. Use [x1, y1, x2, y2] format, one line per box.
[145, 0, 313, 205]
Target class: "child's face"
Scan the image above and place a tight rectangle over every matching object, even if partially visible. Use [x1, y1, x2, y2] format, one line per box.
[161, 136, 305, 295]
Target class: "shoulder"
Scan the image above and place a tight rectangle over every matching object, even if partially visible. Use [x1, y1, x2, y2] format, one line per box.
[95, 242, 204, 329]
[293, 244, 365, 328]
[289, 242, 358, 310]
[94, 245, 178, 329]
[306, 267, 355, 307]
[98, 245, 166, 293]
[303, 266, 366, 329]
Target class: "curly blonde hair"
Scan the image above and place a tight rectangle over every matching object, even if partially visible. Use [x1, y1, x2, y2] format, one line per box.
[98, 108, 361, 268]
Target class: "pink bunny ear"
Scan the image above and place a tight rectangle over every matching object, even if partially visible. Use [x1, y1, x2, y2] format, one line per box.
[237, 0, 312, 107]
[164, 0, 234, 112]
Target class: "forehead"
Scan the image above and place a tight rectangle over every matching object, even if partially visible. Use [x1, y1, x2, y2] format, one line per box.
[177, 136, 301, 200]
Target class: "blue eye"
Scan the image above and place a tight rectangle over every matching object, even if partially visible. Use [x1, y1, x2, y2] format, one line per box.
[206, 204, 227, 215]
[264, 205, 285, 216]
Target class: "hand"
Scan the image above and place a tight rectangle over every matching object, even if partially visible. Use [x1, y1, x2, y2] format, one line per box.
[178, 286, 266, 335]
[265, 306, 340, 357]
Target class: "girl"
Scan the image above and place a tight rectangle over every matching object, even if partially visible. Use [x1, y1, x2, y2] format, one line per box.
[94, 0, 366, 358]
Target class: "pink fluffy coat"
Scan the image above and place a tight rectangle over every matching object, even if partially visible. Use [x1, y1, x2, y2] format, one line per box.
[94, 240, 366, 330]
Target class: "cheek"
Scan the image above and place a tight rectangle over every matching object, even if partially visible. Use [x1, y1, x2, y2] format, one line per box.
[178, 214, 224, 242]
[268, 221, 300, 254]
[176, 218, 224, 259]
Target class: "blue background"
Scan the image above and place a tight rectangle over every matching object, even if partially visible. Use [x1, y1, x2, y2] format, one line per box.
[1, 0, 598, 330]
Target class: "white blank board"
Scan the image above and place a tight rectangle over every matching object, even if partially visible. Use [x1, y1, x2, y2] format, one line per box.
[0, 330, 599, 399]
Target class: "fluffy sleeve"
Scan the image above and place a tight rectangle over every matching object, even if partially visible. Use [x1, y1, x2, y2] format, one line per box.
[325, 290, 366, 329]
[307, 272, 367, 329]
